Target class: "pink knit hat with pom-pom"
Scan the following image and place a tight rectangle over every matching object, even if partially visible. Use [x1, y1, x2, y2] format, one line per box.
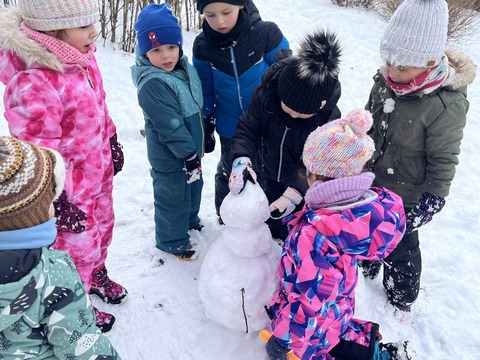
[303, 109, 375, 179]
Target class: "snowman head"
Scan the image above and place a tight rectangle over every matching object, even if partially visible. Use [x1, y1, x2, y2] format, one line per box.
[220, 181, 270, 231]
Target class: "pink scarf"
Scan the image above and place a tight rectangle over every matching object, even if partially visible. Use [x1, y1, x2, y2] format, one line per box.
[305, 172, 375, 210]
[21, 22, 94, 69]
[383, 56, 450, 96]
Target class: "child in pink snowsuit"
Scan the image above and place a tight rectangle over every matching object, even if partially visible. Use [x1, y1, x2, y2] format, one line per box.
[265, 109, 407, 359]
[0, 0, 126, 333]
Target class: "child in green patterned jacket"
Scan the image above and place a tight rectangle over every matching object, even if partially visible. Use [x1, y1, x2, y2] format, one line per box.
[0, 136, 120, 358]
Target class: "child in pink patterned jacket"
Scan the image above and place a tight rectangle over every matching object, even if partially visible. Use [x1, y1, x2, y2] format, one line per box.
[0, 0, 125, 333]
[265, 109, 408, 360]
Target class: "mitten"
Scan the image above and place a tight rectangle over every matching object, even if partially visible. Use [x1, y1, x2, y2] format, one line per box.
[203, 113, 216, 153]
[266, 336, 290, 360]
[405, 192, 446, 234]
[274, 48, 293, 62]
[358, 260, 382, 279]
[184, 153, 202, 184]
[110, 133, 124, 175]
[269, 187, 302, 220]
[228, 156, 256, 195]
[53, 191, 87, 233]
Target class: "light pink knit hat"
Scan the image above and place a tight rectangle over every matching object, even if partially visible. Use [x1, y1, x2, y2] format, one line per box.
[303, 109, 375, 179]
[20, 0, 99, 31]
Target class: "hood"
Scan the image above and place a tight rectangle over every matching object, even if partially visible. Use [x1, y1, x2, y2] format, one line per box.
[445, 48, 476, 90]
[131, 48, 190, 90]
[245, 0, 261, 24]
[286, 187, 405, 260]
[0, 7, 63, 85]
[0, 270, 41, 329]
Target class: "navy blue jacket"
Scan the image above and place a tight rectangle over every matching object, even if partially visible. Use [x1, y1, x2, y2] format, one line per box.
[192, 1, 289, 138]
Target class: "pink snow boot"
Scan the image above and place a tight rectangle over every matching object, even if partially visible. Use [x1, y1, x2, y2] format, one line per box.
[90, 265, 128, 304]
[93, 306, 116, 333]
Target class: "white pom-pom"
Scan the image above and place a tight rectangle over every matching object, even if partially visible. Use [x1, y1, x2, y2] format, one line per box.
[344, 109, 373, 134]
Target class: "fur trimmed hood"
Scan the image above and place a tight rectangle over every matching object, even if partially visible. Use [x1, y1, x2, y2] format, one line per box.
[445, 48, 476, 89]
[0, 7, 63, 84]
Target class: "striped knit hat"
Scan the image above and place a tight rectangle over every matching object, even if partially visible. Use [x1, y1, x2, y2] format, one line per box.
[0, 137, 65, 231]
[303, 109, 375, 179]
[19, 0, 100, 31]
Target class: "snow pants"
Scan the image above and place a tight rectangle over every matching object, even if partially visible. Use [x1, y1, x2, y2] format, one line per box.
[53, 174, 115, 292]
[151, 168, 202, 254]
[214, 136, 232, 216]
[382, 229, 421, 307]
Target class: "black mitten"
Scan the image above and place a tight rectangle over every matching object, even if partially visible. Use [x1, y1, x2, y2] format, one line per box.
[184, 153, 202, 184]
[110, 133, 124, 175]
[203, 113, 216, 153]
[53, 191, 87, 233]
[266, 336, 290, 360]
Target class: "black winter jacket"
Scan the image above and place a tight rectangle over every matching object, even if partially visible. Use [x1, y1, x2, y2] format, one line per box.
[230, 58, 341, 194]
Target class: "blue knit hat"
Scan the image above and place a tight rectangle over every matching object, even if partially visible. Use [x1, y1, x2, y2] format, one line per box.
[135, 3, 182, 56]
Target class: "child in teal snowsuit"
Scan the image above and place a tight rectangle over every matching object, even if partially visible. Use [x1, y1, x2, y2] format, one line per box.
[131, 4, 204, 260]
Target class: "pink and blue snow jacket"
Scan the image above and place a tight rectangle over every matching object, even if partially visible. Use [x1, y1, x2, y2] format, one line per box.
[269, 187, 405, 359]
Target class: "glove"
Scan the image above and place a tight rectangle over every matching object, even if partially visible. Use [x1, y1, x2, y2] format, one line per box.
[53, 191, 87, 233]
[269, 187, 302, 220]
[184, 153, 202, 184]
[203, 113, 216, 153]
[228, 156, 257, 195]
[405, 192, 446, 234]
[110, 133, 124, 175]
[266, 336, 290, 360]
[274, 48, 293, 62]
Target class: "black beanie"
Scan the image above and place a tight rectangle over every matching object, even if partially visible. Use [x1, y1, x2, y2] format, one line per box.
[278, 30, 342, 115]
[197, 0, 246, 13]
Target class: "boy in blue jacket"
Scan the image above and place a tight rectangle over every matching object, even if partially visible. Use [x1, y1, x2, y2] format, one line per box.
[131, 4, 204, 260]
[193, 0, 289, 221]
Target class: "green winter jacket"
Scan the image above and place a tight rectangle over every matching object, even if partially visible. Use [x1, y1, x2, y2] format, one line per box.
[0, 247, 120, 359]
[131, 53, 204, 173]
[366, 49, 476, 207]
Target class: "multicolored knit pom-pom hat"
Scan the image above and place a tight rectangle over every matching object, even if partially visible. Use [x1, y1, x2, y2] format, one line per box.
[303, 109, 375, 179]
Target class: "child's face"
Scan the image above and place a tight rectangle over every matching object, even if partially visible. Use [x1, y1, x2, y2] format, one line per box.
[52, 24, 98, 54]
[203, 3, 243, 34]
[281, 102, 315, 119]
[385, 62, 428, 85]
[146, 45, 180, 72]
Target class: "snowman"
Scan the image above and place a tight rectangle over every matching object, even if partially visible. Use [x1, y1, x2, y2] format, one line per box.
[198, 180, 282, 332]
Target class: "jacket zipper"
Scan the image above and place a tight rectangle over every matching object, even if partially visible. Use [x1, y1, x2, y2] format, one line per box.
[277, 127, 290, 182]
[229, 47, 245, 115]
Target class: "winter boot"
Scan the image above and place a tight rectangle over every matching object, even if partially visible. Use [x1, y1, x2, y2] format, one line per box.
[90, 265, 128, 304]
[358, 260, 383, 279]
[174, 242, 198, 261]
[93, 306, 116, 333]
[381, 341, 413, 360]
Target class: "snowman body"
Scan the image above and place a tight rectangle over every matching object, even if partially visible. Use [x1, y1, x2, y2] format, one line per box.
[198, 181, 281, 332]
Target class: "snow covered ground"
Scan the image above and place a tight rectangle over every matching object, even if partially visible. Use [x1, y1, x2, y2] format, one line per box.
[1, 0, 479, 359]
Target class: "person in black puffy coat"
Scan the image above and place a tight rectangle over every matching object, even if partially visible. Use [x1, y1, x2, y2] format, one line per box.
[229, 30, 342, 241]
